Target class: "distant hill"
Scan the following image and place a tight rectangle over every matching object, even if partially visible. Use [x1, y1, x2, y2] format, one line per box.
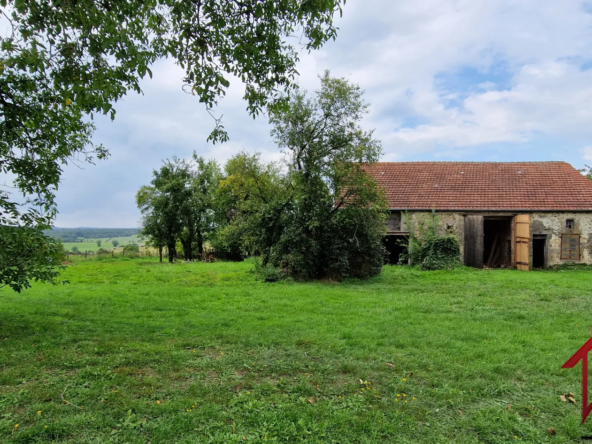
[45, 227, 139, 242]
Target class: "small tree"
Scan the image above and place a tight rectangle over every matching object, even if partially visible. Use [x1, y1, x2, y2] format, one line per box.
[136, 160, 190, 263]
[71, 246, 79, 253]
[97, 240, 102, 247]
[112, 240, 120, 248]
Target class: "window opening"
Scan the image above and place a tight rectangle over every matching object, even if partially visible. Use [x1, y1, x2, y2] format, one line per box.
[566, 219, 575, 229]
[561, 234, 580, 261]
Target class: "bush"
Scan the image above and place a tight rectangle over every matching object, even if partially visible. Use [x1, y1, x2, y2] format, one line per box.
[404, 211, 461, 270]
[252, 259, 287, 282]
[123, 244, 140, 257]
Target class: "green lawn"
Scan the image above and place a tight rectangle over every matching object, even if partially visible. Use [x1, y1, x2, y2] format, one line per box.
[1, 259, 591, 443]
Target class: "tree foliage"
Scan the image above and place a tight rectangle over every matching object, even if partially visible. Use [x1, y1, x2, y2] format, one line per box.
[0, 0, 343, 289]
[212, 152, 291, 262]
[0, 225, 66, 292]
[137, 155, 221, 262]
[580, 165, 592, 181]
[217, 73, 388, 280]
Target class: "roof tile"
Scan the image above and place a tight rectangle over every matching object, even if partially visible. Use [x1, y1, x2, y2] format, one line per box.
[363, 161, 592, 211]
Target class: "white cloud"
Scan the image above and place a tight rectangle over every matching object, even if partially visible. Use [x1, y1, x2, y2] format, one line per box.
[581, 147, 592, 161]
[52, 0, 592, 226]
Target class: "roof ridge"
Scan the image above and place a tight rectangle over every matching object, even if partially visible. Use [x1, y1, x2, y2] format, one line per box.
[369, 161, 569, 165]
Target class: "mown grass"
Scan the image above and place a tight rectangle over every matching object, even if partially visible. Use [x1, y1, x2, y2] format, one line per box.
[1, 258, 591, 443]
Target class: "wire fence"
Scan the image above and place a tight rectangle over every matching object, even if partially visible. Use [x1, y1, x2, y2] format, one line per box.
[65, 246, 220, 262]
[66, 247, 160, 261]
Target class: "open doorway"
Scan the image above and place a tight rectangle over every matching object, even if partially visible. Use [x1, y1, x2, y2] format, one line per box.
[383, 235, 408, 265]
[483, 218, 512, 268]
[532, 234, 546, 268]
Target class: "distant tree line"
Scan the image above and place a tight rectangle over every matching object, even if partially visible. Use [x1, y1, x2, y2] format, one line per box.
[137, 73, 388, 280]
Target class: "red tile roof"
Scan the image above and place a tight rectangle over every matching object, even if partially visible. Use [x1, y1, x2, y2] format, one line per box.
[363, 162, 592, 211]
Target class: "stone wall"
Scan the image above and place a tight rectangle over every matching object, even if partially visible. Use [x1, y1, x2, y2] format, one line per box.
[398, 211, 466, 259]
[390, 211, 592, 267]
[530, 212, 592, 266]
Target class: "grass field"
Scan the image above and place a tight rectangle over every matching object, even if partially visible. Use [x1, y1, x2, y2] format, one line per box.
[1, 259, 591, 443]
[63, 235, 143, 253]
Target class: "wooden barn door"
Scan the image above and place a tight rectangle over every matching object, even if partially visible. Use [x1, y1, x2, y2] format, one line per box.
[464, 215, 484, 268]
[515, 214, 530, 271]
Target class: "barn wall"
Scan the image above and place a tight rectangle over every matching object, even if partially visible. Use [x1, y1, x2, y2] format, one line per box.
[393, 211, 592, 267]
[400, 212, 466, 261]
[530, 212, 592, 265]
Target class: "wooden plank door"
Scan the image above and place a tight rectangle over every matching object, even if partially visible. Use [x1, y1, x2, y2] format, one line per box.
[515, 214, 530, 271]
[464, 215, 484, 268]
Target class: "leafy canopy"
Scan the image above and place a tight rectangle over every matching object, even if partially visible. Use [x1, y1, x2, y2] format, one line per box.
[0, 225, 66, 292]
[0, 0, 343, 289]
[137, 155, 222, 262]
[218, 72, 388, 280]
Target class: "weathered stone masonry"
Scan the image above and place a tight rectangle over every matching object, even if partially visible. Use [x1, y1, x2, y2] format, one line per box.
[390, 211, 592, 268]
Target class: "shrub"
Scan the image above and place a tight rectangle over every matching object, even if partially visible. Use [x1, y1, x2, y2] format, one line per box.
[404, 211, 461, 270]
[71, 246, 79, 253]
[123, 244, 140, 257]
[252, 259, 287, 282]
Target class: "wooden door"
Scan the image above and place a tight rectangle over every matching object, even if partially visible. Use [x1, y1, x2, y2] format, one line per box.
[464, 215, 484, 268]
[515, 214, 530, 271]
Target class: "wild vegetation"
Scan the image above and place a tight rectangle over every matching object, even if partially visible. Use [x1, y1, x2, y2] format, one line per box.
[138, 73, 388, 280]
[0, 258, 590, 443]
[403, 212, 462, 270]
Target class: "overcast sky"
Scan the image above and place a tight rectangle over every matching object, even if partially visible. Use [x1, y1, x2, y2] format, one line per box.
[52, 0, 592, 228]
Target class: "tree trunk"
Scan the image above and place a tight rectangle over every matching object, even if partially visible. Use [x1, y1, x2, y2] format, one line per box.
[197, 230, 204, 257]
[184, 236, 193, 261]
[159, 246, 163, 263]
[168, 243, 175, 263]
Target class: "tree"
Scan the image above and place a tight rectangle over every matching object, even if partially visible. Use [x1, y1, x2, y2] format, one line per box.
[179, 155, 222, 260]
[137, 156, 222, 262]
[580, 165, 592, 181]
[111, 240, 119, 248]
[137, 159, 192, 263]
[1, 0, 343, 289]
[97, 239, 102, 247]
[0, 226, 66, 292]
[214, 152, 292, 262]
[232, 72, 387, 280]
[71, 246, 79, 253]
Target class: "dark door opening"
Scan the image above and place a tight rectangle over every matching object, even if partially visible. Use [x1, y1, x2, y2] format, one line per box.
[483, 218, 513, 268]
[532, 235, 546, 268]
[383, 235, 408, 265]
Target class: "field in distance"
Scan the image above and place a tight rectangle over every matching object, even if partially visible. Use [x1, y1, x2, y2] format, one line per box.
[0, 258, 590, 442]
[62, 235, 143, 252]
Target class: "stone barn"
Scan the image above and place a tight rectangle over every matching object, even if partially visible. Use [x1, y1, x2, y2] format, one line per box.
[364, 162, 592, 270]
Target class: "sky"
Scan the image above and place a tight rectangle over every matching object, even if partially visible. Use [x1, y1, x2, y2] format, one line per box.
[48, 0, 592, 227]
